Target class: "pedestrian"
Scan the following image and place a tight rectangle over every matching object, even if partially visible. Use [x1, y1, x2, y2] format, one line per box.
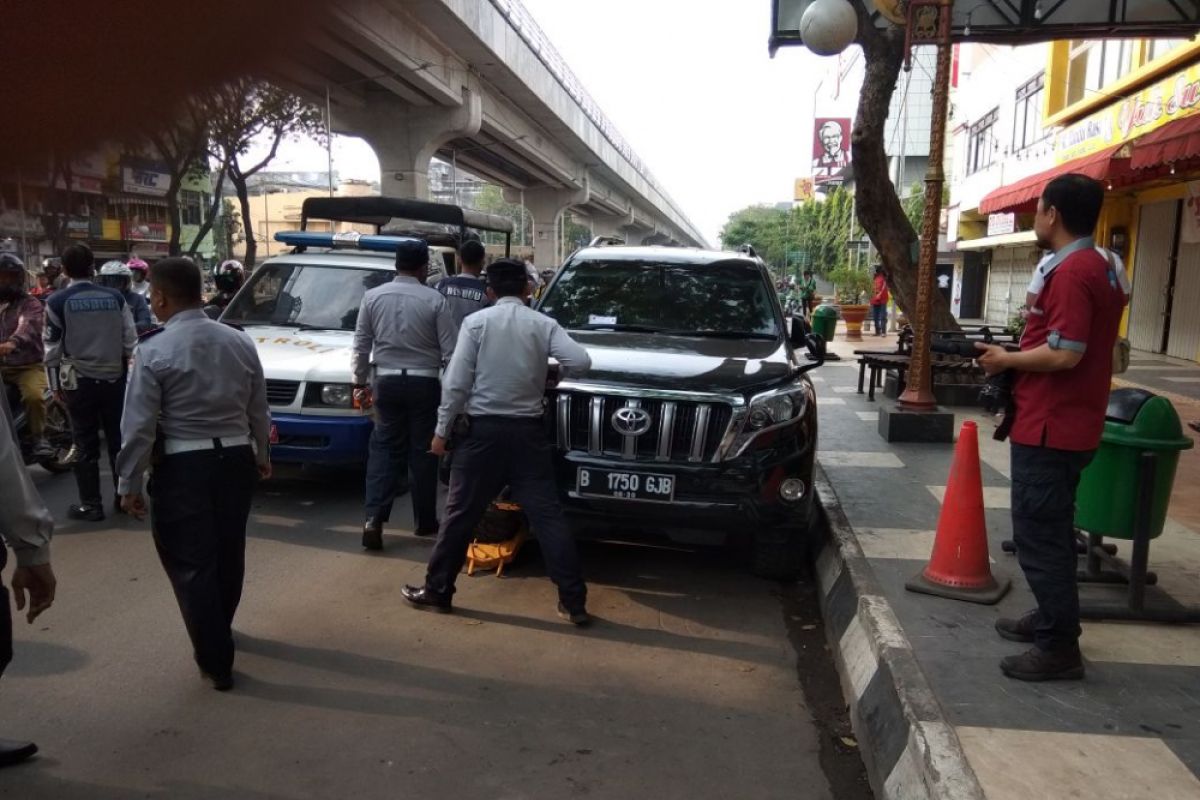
[870, 265, 889, 336]
[799, 269, 818, 317]
[115, 257, 271, 691]
[402, 258, 593, 625]
[203, 260, 245, 319]
[352, 239, 458, 550]
[0, 253, 54, 459]
[0, 398, 56, 767]
[976, 174, 1125, 682]
[126, 257, 151, 298]
[44, 243, 137, 521]
[97, 261, 155, 334]
[436, 239, 490, 327]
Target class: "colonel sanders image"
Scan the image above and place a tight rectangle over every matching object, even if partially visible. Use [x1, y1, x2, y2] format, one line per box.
[814, 120, 849, 171]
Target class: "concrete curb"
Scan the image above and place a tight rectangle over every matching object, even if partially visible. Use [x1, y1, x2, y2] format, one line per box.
[813, 464, 986, 800]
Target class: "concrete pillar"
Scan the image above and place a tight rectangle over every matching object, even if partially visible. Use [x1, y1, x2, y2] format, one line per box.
[344, 90, 482, 200]
[506, 182, 589, 267]
[590, 213, 630, 241]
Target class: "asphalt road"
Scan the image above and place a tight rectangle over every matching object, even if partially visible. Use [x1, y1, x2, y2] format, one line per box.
[2, 461, 846, 800]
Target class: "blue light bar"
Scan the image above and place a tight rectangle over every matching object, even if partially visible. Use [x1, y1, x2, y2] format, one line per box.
[273, 230, 422, 253]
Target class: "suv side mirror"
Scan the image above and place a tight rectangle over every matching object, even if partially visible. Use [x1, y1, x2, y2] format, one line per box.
[805, 333, 827, 364]
[788, 316, 811, 347]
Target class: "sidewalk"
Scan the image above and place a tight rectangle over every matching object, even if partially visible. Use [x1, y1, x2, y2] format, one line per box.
[812, 327, 1200, 799]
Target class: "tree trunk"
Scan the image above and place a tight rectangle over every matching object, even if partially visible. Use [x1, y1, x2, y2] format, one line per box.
[850, 6, 958, 331]
[231, 170, 256, 267]
[165, 175, 184, 257]
[186, 162, 228, 259]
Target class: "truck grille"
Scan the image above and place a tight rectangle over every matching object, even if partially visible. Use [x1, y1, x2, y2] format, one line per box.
[552, 391, 734, 463]
[266, 380, 301, 406]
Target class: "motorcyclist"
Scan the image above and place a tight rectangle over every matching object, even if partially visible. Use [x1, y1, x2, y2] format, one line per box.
[0, 254, 53, 459]
[126, 257, 151, 298]
[97, 261, 155, 334]
[31, 259, 65, 301]
[203, 259, 245, 319]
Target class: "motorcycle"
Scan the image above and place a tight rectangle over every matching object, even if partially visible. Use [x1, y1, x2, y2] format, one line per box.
[5, 382, 74, 473]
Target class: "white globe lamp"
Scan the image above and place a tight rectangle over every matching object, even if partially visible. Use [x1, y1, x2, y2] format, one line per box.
[800, 0, 859, 57]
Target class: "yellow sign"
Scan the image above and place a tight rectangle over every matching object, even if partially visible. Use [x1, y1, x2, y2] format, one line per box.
[794, 177, 815, 202]
[1056, 61, 1200, 164]
[872, 0, 906, 26]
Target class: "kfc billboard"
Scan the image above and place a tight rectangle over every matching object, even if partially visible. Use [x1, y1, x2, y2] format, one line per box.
[812, 118, 850, 185]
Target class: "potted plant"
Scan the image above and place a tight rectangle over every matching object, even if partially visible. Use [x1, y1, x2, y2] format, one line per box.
[828, 267, 873, 341]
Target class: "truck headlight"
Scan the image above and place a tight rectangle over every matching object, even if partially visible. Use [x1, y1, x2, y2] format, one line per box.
[317, 383, 353, 408]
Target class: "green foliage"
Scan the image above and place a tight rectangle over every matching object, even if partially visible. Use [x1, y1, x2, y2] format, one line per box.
[827, 266, 873, 305]
[471, 184, 532, 245]
[719, 189, 854, 278]
[901, 181, 951, 234]
[1006, 306, 1028, 338]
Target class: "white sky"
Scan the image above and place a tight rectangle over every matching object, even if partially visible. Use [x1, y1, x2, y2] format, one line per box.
[253, 1, 844, 245]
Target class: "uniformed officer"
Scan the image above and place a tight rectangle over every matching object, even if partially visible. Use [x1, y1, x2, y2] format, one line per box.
[115, 257, 271, 691]
[353, 239, 458, 551]
[44, 243, 137, 521]
[436, 239, 490, 327]
[402, 259, 593, 624]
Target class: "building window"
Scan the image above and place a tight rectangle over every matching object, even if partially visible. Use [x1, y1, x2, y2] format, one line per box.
[1013, 73, 1047, 152]
[1147, 38, 1186, 63]
[967, 108, 999, 175]
[181, 190, 203, 226]
[1067, 39, 1136, 106]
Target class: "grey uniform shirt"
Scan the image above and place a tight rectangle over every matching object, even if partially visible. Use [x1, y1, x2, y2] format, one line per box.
[436, 296, 591, 438]
[44, 279, 136, 385]
[351, 275, 458, 385]
[116, 309, 272, 495]
[0, 401, 53, 567]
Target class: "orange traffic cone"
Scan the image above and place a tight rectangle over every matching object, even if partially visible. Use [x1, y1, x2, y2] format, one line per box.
[905, 421, 1010, 604]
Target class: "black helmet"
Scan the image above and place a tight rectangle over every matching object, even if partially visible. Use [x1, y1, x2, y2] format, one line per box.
[0, 253, 25, 275]
[213, 260, 245, 294]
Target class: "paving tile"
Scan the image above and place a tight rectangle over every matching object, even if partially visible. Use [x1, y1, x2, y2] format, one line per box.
[832, 386, 859, 393]
[927, 484, 1011, 509]
[957, 727, 1200, 800]
[855, 527, 999, 564]
[1165, 377, 1200, 384]
[816, 397, 846, 406]
[820, 451, 905, 468]
[1081, 622, 1200, 668]
[856, 411, 880, 422]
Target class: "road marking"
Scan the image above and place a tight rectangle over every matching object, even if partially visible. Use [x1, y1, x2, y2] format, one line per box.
[809, 375, 825, 383]
[1164, 376, 1200, 383]
[856, 411, 880, 422]
[817, 397, 847, 406]
[821, 451, 905, 468]
[833, 386, 858, 393]
[857, 527, 996, 563]
[926, 485, 1010, 509]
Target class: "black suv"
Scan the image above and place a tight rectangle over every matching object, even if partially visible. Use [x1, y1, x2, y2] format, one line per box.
[537, 244, 825, 578]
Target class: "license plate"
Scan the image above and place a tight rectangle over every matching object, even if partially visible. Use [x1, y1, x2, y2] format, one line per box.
[269, 424, 279, 444]
[577, 468, 675, 503]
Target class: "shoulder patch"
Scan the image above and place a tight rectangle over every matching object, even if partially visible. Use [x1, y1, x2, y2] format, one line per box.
[221, 320, 245, 332]
[138, 325, 165, 341]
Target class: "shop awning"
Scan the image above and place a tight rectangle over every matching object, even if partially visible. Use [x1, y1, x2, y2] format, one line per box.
[979, 145, 1125, 215]
[1130, 113, 1200, 170]
[955, 230, 1038, 251]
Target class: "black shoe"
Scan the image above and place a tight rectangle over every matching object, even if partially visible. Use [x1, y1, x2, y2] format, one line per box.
[0, 738, 38, 768]
[1000, 646, 1084, 682]
[362, 519, 383, 551]
[402, 585, 452, 613]
[413, 525, 439, 538]
[995, 612, 1037, 643]
[199, 669, 234, 692]
[67, 504, 105, 522]
[557, 603, 591, 627]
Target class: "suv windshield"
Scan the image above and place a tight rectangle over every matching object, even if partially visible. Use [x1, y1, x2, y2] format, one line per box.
[223, 262, 392, 331]
[539, 260, 780, 337]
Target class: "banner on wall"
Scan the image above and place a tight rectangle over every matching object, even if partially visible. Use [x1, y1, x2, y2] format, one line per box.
[1181, 181, 1200, 244]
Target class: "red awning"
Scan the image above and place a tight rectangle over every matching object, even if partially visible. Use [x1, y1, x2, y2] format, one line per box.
[1130, 113, 1200, 170]
[979, 145, 1125, 215]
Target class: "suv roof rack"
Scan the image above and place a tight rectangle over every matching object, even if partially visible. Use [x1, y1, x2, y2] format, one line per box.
[738, 243, 758, 259]
[587, 235, 625, 247]
[301, 197, 514, 236]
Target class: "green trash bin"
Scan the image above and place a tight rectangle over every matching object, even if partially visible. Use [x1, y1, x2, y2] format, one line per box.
[1075, 388, 1194, 540]
[811, 302, 839, 342]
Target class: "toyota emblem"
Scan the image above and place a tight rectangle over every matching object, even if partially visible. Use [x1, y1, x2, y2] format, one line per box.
[611, 406, 652, 437]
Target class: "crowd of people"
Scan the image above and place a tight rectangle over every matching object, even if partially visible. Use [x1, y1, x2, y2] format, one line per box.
[0, 235, 587, 767]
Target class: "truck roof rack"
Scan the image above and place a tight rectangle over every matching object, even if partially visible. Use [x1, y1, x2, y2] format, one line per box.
[300, 196, 513, 257]
[587, 235, 625, 247]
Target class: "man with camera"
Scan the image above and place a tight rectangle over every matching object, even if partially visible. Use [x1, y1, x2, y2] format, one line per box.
[975, 174, 1125, 683]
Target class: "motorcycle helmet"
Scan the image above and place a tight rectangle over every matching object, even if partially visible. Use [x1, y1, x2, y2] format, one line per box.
[213, 259, 245, 294]
[0, 253, 27, 301]
[126, 256, 149, 277]
[97, 260, 133, 291]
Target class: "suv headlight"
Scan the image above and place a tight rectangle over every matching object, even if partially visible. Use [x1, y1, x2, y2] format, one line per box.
[729, 383, 810, 456]
[305, 383, 354, 408]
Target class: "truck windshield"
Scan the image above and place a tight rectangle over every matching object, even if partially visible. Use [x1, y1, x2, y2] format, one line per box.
[539, 260, 780, 337]
[223, 263, 393, 331]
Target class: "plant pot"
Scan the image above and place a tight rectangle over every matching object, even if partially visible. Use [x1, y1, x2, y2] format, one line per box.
[840, 304, 869, 341]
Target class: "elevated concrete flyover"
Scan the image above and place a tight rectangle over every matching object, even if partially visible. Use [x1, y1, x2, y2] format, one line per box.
[273, 0, 706, 265]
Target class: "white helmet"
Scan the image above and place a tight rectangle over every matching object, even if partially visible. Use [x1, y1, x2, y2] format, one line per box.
[99, 261, 133, 278]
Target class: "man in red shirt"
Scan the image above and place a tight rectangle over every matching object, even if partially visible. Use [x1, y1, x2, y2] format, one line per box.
[976, 174, 1124, 682]
[870, 265, 889, 336]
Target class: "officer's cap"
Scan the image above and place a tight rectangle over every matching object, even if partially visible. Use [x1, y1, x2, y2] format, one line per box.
[486, 258, 527, 287]
[395, 239, 430, 271]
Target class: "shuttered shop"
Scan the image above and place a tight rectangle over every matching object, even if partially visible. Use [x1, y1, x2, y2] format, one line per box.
[984, 245, 1038, 328]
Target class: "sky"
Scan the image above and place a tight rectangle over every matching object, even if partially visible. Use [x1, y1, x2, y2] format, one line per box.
[251, 0, 846, 246]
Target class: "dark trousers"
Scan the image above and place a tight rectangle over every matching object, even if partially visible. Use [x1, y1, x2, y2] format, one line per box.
[871, 303, 887, 335]
[150, 445, 257, 678]
[1010, 442, 1095, 652]
[364, 375, 440, 531]
[425, 417, 587, 612]
[65, 376, 126, 504]
[0, 546, 10, 679]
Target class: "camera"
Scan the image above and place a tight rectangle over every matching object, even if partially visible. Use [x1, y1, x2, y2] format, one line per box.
[929, 338, 1018, 415]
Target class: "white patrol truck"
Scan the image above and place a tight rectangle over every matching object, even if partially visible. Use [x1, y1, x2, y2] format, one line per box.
[219, 197, 514, 466]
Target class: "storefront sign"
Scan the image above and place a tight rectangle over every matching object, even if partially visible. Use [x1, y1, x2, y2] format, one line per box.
[1057, 61, 1200, 164]
[123, 221, 168, 241]
[987, 212, 1016, 237]
[66, 217, 93, 238]
[122, 166, 171, 196]
[0, 209, 45, 237]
